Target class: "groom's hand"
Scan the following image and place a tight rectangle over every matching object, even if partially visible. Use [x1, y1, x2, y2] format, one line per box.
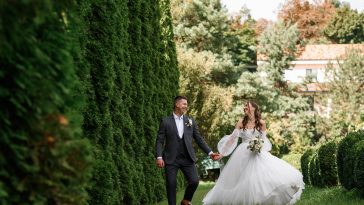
[210, 152, 222, 161]
[156, 159, 165, 168]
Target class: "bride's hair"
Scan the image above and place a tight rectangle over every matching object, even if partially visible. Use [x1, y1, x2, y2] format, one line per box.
[242, 101, 262, 132]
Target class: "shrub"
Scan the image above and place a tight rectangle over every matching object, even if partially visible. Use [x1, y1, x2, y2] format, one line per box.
[354, 140, 364, 196]
[337, 130, 364, 190]
[318, 141, 338, 186]
[301, 148, 315, 184]
[309, 153, 323, 187]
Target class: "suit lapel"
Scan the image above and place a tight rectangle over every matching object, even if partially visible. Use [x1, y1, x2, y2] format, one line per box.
[169, 115, 179, 137]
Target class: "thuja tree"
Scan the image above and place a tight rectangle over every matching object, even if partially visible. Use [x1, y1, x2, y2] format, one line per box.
[0, 0, 93, 204]
[79, 1, 133, 204]
[79, 0, 179, 204]
[318, 49, 364, 138]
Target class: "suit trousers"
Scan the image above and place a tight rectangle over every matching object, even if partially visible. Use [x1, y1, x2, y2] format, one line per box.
[165, 155, 199, 205]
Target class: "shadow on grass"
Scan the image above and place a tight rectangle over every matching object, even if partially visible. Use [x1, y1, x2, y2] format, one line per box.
[155, 183, 364, 205]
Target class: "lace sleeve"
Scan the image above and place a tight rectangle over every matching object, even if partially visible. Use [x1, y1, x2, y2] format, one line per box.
[217, 129, 240, 156]
[261, 131, 272, 152]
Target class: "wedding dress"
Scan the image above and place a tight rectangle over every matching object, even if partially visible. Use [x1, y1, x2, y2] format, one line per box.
[203, 129, 304, 205]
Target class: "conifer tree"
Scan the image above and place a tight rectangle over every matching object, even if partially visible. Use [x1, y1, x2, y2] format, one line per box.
[0, 1, 93, 204]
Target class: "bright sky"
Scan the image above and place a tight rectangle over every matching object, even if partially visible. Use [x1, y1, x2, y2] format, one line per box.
[220, 0, 364, 21]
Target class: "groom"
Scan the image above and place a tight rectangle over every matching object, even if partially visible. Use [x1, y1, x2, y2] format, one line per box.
[155, 96, 220, 205]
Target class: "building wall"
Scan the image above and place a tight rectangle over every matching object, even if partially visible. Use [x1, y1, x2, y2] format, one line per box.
[258, 60, 339, 83]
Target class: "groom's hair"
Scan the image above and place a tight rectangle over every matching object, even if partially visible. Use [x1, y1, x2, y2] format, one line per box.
[173, 95, 188, 109]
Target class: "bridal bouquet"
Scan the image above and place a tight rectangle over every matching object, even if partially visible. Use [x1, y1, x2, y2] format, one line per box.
[247, 136, 264, 153]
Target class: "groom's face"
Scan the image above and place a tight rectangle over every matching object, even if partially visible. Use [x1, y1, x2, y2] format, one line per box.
[175, 99, 188, 115]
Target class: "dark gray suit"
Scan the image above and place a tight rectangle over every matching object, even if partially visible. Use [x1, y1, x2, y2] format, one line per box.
[156, 115, 212, 205]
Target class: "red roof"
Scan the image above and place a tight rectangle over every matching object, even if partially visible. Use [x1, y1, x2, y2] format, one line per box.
[297, 44, 364, 60]
[257, 44, 364, 61]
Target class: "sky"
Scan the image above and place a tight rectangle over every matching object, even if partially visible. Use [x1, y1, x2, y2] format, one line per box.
[220, 0, 364, 21]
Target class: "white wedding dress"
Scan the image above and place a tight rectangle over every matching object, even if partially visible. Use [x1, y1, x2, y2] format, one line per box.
[203, 129, 304, 205]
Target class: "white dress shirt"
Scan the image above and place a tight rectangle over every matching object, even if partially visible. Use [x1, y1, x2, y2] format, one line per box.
[156, 113, 213, 159]
[173, 112, 184, 139]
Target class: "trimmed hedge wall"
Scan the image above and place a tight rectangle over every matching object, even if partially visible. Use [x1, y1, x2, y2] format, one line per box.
[304, 131, 364, 198]
[317, 141, 338, 187]
[354, 140, 364, 196]
[0, 1, 93, 204]
[301, 148, 315, 184]
[337, 130, 364, 190]
[309, 153, 324, 187]
[0, 0, 179, 204]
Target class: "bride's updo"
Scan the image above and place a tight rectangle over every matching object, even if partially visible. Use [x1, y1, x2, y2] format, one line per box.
[242, 101, 262, 132]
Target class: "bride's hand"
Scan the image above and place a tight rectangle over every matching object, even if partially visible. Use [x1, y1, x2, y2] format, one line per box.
[211, 153, 223, 161]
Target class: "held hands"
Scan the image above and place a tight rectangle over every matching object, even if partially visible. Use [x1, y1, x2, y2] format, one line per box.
[156, 159, 165, 168]
[210, 152, 222, 161]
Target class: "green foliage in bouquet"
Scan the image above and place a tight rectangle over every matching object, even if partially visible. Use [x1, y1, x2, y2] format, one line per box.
[247, 136, 264, 153]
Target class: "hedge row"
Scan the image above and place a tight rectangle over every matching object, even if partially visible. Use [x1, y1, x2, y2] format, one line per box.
[0, 0, 179, 204]
[337, 130, 364, 194]
[301, 130, 364, 196]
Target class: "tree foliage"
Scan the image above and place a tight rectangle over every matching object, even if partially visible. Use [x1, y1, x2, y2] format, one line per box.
[258, 21, 299, 88]
[232, 21, 313, 155]
[177, 46, 234, 148]
[0, 1, 93, 204]
[324, 5, 364, 44]
[171, 0, 258, 154]
[172, 0, 257, 85]
[318, 49, 364, 138]
[278, 0, 336, 43]
[0, 0, 179, 204]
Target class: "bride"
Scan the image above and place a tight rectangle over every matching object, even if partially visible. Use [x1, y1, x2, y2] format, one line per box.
[203, 101, 304, 205]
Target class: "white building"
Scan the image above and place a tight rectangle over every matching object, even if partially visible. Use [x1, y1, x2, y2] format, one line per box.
[257, 44, 364, 117]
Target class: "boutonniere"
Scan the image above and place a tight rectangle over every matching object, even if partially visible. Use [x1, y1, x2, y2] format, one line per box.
[185, 118, 193, 127]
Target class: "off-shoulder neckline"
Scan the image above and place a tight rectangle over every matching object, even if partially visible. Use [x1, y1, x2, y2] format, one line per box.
[240, 128, 266, 132]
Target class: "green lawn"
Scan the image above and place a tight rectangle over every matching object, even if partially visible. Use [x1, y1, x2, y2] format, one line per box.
[155, 182, 364, 205]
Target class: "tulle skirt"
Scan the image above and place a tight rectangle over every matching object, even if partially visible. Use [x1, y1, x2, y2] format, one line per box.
[203, 143, 304, 205]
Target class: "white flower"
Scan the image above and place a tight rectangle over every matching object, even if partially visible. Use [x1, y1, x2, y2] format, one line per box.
[186, 118, 193, 127]
[247, 135, 264, 153]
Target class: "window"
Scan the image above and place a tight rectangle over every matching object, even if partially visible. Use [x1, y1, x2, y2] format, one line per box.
[306, 69, 317, 81]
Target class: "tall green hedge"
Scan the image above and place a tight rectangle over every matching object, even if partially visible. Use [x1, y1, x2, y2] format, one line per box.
[1, 0, 179, 204]
[337, 130, 364, 190]
[79, 0, 179, 204]
[317, 141, 338, 187]
[301, 148, 315, 184]
[0, 1, 93, 204]
[309, 153, 324, 187]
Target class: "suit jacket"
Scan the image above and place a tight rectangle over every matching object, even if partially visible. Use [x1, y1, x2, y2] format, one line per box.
[155, 115, 212, 164]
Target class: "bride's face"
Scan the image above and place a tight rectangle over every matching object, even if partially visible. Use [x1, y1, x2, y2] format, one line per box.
[243, 103, 255, 116]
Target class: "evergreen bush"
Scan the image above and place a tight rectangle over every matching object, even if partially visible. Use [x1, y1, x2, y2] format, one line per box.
[318, 141, 338, 186]
[0, 0, 93, 204]
[337, 130, 364, 190]
[354, 140, 364, 196]
[301, 148, 315, 184]
[309, 153, 324, 187]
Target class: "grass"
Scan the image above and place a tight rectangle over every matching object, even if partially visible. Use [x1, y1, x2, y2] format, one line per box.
[281, 153, 302, 170]
[155, 154, 363, 204]
[296, 186, 364, 205]
[155, 183, 364, 205]
[154, 181, 214, 205]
